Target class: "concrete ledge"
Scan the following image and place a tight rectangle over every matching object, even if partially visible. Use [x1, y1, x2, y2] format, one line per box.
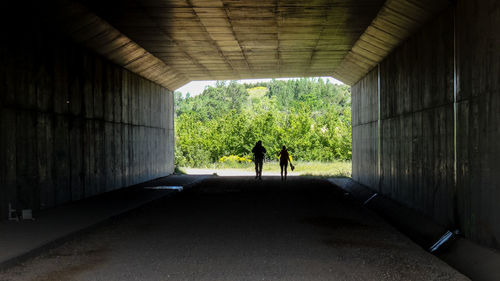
[329, 177, 500, 281]
[329, 177, 447, 248]
[328, 177, 378, 203]
[0, 175, 209, 270]
[438, 238, 500, 281]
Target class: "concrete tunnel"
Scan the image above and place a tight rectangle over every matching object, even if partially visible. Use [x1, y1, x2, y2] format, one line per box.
[0, 0, 499, 263]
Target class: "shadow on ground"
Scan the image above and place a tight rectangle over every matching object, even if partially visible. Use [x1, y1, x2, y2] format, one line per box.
[0, 177, 468, 281]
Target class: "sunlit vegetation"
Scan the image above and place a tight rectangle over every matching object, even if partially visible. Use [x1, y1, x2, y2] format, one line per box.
[174, 78, 351, 170]
[185, 160, 352, 177]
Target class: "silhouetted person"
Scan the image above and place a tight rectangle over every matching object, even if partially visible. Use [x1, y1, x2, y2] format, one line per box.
[252, 140, 266, 180]
[278, 146, 292, 181]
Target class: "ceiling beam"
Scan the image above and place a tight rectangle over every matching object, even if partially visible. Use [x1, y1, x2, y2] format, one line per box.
[332, 0, 451, 85]
[51, 0, 189, 90]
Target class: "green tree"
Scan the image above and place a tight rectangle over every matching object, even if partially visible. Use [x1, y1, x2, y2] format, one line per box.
[174, 78, 352, 167]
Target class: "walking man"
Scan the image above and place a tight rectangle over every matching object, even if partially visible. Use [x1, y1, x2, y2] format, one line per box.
[252, 140, 266, 180]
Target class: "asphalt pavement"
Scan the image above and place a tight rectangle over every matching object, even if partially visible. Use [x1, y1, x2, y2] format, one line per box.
[0, 176, 468, 281]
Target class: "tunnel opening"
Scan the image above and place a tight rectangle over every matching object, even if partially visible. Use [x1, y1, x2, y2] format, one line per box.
[173, 77, 352, 177]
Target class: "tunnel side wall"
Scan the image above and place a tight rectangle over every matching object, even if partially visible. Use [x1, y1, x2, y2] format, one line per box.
[352, 0, 500, 249]
[351, 69, 378, 189]
[0, 16, 175, 218]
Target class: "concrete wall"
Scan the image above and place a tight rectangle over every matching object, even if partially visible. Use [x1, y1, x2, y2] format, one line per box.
[0, 10, 174, 218]
[456, 0, 500, 249]
[352, 68, 379, 189]
[352, 0, 500, 249]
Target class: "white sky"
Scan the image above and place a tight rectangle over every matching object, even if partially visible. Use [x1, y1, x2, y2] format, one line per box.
[176, 76, 343, 97]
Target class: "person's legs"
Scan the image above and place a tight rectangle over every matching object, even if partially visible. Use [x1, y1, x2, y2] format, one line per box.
[254, 161, 259, 179]
[258, 161, 263, 179]
[284, 162, 288, 180]
[280, 163, 284, 181]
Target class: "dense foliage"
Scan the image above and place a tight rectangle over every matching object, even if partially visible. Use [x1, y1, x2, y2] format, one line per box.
[175, 78, 351, 167]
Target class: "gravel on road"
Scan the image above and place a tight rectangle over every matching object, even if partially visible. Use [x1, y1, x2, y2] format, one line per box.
[0, 177, 468, 281]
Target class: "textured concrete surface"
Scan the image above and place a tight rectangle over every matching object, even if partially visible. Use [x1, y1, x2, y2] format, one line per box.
[331, 177, 500, 281]
[455, 0, 500, 249]
[437, 237, 500, 281]
[351, 68, 379, 190]
[0, 177, 468, 281]
[351, 0, 500, 250]
[329, 177, 449, 249]
[0, 175, 207, 269]
[0, 10, 175, 219]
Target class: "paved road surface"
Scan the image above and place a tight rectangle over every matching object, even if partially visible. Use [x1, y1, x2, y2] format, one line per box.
[0, 177, 468, 281]
[184, 168, 298, 176]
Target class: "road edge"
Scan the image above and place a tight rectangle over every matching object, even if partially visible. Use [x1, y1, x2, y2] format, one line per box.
[328, 177, 500, 281]
[0, 175, 209, 271]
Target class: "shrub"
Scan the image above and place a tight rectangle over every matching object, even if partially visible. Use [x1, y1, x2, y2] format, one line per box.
[219, 155, 252, 164]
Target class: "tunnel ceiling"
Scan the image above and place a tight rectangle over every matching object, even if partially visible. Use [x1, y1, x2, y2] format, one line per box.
[55, 0, 450, 90]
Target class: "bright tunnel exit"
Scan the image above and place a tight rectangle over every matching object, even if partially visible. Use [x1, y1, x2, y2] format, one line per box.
[173, 77, 352, 178]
